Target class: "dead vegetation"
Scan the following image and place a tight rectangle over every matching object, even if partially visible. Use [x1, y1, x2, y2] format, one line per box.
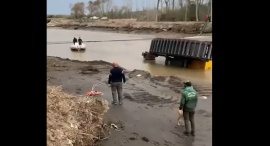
[47, 85, 109, 146]
[47, 18, 212, 34]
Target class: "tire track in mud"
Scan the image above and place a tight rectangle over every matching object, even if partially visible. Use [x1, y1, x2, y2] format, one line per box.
[150, 76, 212, 98]
[100, 70, 212, 105]
[100, 73, 177, 106]
[122, 83, 175, 106]
[128, 70, 212, 98]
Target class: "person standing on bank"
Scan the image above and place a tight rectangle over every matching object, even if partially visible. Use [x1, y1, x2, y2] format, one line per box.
[179, 81, 198, 136]
[108, 62, 126, 105]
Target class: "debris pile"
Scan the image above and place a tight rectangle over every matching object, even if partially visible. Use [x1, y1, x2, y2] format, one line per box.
[47, 85, 109, 146]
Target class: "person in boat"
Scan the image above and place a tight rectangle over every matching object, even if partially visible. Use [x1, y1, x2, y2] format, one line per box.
[73, 37, 77, 45]
[78, 37, 83, 45]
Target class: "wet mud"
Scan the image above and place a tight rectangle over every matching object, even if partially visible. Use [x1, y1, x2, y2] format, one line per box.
[47, 56, 212, 146]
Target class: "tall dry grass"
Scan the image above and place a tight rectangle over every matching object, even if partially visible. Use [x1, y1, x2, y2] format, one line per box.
[47, 85, 109, 146]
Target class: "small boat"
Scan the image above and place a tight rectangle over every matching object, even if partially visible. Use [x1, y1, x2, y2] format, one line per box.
[70, 43, 86, 51]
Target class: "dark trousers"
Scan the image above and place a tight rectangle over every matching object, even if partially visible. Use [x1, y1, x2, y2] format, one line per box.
[111, 82, 123, 103]
[183, 110, 195, 132]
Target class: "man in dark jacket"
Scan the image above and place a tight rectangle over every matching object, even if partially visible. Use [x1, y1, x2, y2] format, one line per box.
[108, 62, 126, 105]
[179, 81, 198, 136]
[73, 37, 77, 45]
[78, 37, 83, 45]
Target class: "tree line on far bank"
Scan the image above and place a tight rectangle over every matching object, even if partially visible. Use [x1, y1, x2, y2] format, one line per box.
[47, 0, 212, 22]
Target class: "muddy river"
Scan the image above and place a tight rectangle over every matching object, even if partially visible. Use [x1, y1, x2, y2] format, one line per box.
[47, 29, 212, 84]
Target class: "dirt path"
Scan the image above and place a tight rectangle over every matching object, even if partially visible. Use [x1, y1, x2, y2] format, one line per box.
[47, 56, 212, 146]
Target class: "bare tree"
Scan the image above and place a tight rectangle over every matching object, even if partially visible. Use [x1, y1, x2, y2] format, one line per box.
[156, 0, 161, 21]
[100, 0, 112, 15]
[160, 0, 164, 12]
[127, 0, 133, 18]
[104, 0, 112, 14]
[100, 0, 106, 14]
[209, 0, 212, 21]
[179, 0, 183, 8]
[157, 0, 161, 10]
[87, 1, 98, 16]
[67, 0, 211, 21]
[184, 0, 190, 21]
[87, 0, 110, 16]
[95, 0, 102, 14]
[165, 0, 170, 11]
[70, 2, 85, 19]
[199, 0, 204, 4]
[195, 0, 199, 21]
[109, 5, 119, 18]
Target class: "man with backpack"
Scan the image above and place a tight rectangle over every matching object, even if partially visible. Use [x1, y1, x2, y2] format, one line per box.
[179, 81, 198, 136]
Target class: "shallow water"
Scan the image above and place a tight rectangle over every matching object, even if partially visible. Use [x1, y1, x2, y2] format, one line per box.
[47, 28, 212, 84]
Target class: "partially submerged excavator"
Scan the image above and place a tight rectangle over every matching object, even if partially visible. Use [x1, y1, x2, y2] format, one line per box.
[142, 35, 212, 70]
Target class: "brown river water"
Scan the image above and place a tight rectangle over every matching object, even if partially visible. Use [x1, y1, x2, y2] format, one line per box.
[47, 28, 212, 84]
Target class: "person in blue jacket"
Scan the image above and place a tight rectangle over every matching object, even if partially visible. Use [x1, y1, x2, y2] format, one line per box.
[108, 62, 126, 105]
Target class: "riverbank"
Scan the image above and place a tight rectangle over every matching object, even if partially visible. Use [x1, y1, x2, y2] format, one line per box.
[47, 18, 212, 35]
[47, 56, 212, 146]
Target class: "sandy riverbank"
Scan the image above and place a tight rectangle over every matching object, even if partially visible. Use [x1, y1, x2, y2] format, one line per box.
[47, 18, 212, 35]
[47, 56, 212, 146]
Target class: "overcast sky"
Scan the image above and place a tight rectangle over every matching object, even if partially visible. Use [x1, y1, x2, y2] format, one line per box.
[47, 0, 158, 15]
